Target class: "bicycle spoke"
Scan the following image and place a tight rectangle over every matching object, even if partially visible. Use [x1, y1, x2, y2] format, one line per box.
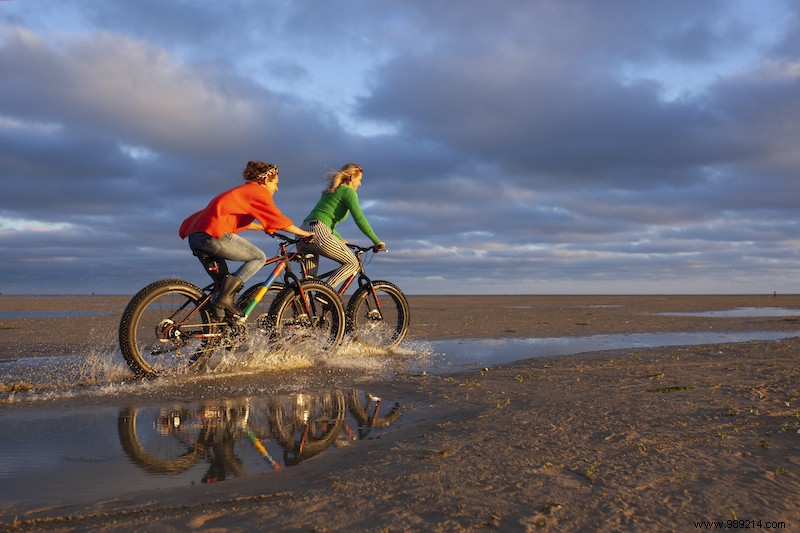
[346, 281, 409, 349]
[119, 280, 218, 377]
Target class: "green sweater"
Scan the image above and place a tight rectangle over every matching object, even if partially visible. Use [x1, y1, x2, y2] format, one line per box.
[304, 185, 381, 244]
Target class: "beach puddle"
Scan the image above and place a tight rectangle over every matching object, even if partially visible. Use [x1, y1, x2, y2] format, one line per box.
[0, 388, 402, 511]
[0, 310, 118, 319]
[427, 330, 800, 371]
[656, 307, 800, 318]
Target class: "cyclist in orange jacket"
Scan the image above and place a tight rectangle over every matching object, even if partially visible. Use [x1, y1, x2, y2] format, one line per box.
[179, 161, 313, 316]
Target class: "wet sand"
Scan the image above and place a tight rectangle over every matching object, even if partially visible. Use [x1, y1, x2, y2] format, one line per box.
[1, 294, 800, 531]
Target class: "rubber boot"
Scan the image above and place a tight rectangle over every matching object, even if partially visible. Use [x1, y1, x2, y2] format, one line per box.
[213, 274, 244, 316]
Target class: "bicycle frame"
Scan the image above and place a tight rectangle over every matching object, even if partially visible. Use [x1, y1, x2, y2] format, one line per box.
[120, 234, 349, 378]
[237, 240, 304, 319]
[300, 243, 386, 314]
[301, 244, 375, 297]
[169, 235, 311, 336]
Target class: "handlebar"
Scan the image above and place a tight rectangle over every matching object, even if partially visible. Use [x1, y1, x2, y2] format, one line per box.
[269, 232, 314, 245]
[271, 233, 383, 253]
[347, 243, 386, 253]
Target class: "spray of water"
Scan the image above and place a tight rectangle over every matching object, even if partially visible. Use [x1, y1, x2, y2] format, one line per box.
[0, 334, 434, 404]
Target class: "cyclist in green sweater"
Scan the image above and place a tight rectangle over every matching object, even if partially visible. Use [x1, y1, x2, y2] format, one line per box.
[300, 163, 385, 289]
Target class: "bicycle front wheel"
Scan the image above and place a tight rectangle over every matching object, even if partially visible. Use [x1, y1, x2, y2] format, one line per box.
[268, 390, 346, 465]
[266, 280, 346, 352]
[346, 281, 409, 349]
[119, 279, 218, 378]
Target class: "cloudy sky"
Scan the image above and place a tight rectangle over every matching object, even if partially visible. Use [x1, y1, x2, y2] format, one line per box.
[2, 1, 799, 296]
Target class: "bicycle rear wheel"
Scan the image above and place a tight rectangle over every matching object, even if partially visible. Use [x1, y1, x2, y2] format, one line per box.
[117, 407, 204, 474]
[346, 281, 409, 349]
[119, 279, 218, 378]
[265, 280, 346, 352]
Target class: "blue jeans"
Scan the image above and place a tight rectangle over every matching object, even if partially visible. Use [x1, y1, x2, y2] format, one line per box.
[188, 232, 266, 283]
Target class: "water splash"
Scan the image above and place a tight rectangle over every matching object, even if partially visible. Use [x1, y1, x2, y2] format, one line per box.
[0, 335, 432, 404]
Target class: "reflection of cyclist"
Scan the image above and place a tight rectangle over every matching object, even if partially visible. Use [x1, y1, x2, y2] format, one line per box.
[268, 391, 347, 466]
[179, 161, 314, 315]
[300, 163, 384, 289]
[200, 422, 243, 483]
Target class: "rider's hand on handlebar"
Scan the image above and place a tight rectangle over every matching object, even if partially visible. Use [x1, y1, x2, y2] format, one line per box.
[374, 242, 385, 252]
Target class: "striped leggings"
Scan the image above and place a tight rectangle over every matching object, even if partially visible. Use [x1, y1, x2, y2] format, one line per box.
[299, 220, 359, 289]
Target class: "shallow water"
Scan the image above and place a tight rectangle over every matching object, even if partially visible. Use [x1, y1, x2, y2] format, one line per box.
[0, 336, 434, 401]
[656, 306, 800, 318]
[4, 328, 800, 405]
[2, 327, 800, 514]
[427, 330, 800, 371]
[0, 310, 118, 319]
[0, 389, 402, 511]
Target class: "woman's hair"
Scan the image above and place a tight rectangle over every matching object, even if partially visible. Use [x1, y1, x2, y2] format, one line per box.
[243, 161, 279, 184]
[322, 163, 363, 195]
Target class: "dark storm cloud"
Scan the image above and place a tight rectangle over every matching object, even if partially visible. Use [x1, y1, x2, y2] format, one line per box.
[354, 3, 767, 189]
[1, 1, 799, 295]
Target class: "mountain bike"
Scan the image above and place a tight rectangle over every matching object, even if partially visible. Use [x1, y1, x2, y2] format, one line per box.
[118, 233, 346, 378]
[242, 242, 410, 349]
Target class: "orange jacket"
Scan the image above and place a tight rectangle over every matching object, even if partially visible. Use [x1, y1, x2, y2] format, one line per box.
[179, 182, 293, 239]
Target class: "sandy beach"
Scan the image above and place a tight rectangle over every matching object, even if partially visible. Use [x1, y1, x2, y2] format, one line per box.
[1, 294, 799, 531]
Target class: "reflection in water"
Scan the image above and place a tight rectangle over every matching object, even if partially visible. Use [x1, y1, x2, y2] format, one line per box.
[0, 389, 401, 509]
[119, 389, 401, 482]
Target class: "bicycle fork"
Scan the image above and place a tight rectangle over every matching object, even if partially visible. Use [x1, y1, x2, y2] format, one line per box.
[358, 278, 384, 321]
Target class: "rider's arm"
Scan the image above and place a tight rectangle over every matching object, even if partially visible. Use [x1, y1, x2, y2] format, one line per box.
[341, 187, 382, 245]
[250, 220, 313, 239]
[283, 224, 315, 239]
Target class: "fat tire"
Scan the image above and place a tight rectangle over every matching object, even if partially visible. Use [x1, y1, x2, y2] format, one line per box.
[345, 280, 409, 348]
[265, 280, 346, 351]
[268, 390, 346, 465]
[118, 407, 203, 474]
[119, 279, 216, 378]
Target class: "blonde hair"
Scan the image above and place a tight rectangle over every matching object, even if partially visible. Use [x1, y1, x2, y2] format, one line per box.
[322, 163, 362, 195]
